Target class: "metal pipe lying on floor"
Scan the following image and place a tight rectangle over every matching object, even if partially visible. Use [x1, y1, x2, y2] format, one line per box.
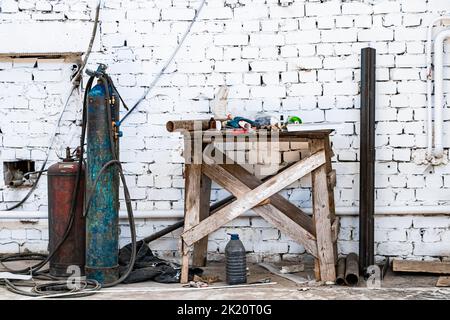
[345, 253, 360, 286]
[9, 180, 25, 187]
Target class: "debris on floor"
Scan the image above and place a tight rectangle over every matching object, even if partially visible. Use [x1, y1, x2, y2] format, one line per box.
[280, 264, 305, 274]
[193, 274, 221, 285]
[183, 280, 209, 288]
[258, 262, 309, 285]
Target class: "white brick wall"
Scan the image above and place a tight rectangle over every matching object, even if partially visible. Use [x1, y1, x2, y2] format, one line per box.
[1, 0, 450, 260]
[1, 214, 448, 262]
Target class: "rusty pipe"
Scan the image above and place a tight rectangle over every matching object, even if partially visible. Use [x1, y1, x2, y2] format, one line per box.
[336, 257, 346, 286]
[345, 253, 360, 286]
[166, 119, 222, 133]
[9, 180, 25, 187]
[132, 195, 236, 247]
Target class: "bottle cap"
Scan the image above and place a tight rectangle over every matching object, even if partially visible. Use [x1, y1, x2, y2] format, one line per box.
[228, 233, 239, 240]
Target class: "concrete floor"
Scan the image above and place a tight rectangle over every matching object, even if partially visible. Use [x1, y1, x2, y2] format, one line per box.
[1, 261, 449, 300]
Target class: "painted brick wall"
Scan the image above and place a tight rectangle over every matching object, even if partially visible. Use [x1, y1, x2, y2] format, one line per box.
[0, 0, 450, 260]
[1, 215, 449, 263]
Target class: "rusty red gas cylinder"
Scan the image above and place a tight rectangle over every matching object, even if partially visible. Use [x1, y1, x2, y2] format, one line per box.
[47, 152, 85, 277]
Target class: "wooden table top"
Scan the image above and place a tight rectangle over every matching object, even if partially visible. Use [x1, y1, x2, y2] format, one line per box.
[182, 129, 334, 141]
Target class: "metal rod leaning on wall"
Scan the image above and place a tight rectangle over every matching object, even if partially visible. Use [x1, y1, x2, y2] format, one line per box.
[359, 47, 376, 275]
[133, 195, 236, 246]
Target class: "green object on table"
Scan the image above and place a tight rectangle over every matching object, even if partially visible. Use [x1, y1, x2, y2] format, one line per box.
[288, 116, 302, 124]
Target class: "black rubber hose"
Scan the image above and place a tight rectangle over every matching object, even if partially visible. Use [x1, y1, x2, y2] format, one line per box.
[105, 74, 129, 111]
[3, 278, 100, 298]
[1, 74, 136, 292]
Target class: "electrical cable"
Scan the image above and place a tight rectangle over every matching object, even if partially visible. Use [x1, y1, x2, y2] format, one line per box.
[117, 0, 206, 126]
[5, 86, 76, 211]
[5, 0, 101, 211]
[71, 1, 101, 86]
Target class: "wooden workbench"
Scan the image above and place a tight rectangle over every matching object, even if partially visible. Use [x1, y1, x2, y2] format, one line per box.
[179, 129, 338, 283]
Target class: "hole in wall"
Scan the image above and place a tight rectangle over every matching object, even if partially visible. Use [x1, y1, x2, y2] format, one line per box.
[3, 160, 35, 187]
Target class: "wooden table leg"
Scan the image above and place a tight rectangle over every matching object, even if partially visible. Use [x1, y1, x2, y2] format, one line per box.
[192, 174, 211, 267]
[180, 164, 202, 283]
[310, 138, 337, 282]
[324, 136, 338, 263]
[312, 164, 337, 283]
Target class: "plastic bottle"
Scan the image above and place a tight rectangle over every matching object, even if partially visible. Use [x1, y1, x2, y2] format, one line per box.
[225, 234, 247, 285]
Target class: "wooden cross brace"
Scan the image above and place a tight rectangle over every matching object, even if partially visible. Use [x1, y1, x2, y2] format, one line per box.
[181, 150, 326, 257]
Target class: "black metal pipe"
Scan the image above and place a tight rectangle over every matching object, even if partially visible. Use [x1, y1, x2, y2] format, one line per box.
[138, 195, 236, 245]
[138, 171, 284, 246]
[142, 220, 184, 244]
[359, 47, 376, 274]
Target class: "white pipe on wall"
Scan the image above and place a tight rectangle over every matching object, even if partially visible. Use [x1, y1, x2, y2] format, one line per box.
[2, 206, 450, 220]
[426, 16, 450, 160]
[433, 29, 450, 158]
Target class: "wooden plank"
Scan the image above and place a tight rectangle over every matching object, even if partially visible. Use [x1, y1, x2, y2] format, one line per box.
[310, 139, 325, 281]
[436, 276, 450, 287]
[201, 135, 312, 144]
[199, 129, 334, 144]
[311, 137, 338, 276]
[202, 164, 318, 257]
[314, 260, 321, 281]
[180, 164, 202, 284]
[312, 164, 336, 282]
[221, 163, 315, 235]
[331, 216, 340, 243]
[323, 136, 338, 264]
[192, 174, 212, 267]
[182, 151, 326, 246]
[393, 259, 450, 274]
[328, 169, 336, 188]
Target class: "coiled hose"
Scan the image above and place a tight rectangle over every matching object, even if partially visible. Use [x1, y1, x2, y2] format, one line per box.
[0, 74, 138, 296]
